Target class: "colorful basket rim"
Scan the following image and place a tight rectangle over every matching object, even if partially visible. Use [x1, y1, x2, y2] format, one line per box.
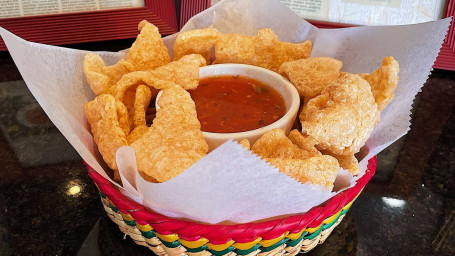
[86, 156, 376, 245]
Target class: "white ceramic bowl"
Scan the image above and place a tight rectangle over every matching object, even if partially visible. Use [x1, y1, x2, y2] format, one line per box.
[157, 64, 300, 151]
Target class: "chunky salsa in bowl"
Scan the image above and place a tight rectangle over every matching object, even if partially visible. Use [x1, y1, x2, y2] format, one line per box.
[190, 75, 286, 133]
[193, 64, 300, 150]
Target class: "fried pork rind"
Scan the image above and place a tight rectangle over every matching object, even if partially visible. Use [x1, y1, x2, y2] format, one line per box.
[84, 94, 128, 178]
[278, 57, 343, 102]
[251, 129, 316, 160]
[132, 84, 152, 128]
[288, 130, 359, 175]
[131, 83, 208, 183]
[127, 125, 149, 144]
[321, 151, 359, 175]
[252, 129, 339, 190]
[238, 139, 251, 150]
[83, 54, 130, 95]
[114, 54, 206, 101]
[362, 56, 400, 111]
[126, 20, 171, 71]
[174, 28, 219, 63]
[287, 129, 321, 157]
[115, 101, 131, 136]
[300, 74, 379, 155]
[214, 33, 254, 65]
[267, 156, 339, 190]
[214, 28, 312, 72]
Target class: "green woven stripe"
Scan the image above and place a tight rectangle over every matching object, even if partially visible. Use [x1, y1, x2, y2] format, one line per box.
[140, 230, 156, 239]
[303, 226, 322, 240]
[341, 207, 350, 215]
[124, 219, 136, 227]
[186, 245, 208, 253]
[109, 205, 119, 214]
[210, 246, 235, 256]
[99, 192, 106, 198]
[235, 244, 261, 255]
[322, 213, 345, 230]
[287, 231, 308, 247]
[261, 238, 289, 252]
[161, 239, 181, 248]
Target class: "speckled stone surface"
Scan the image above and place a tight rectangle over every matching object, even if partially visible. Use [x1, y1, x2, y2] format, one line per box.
[0, 41, 454, 256]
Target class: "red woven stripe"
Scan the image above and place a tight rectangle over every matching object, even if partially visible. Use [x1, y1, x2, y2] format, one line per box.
[87, 156, 376, 243]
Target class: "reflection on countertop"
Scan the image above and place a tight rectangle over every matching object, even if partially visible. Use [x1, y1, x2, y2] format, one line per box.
[0, 40, 454, 255]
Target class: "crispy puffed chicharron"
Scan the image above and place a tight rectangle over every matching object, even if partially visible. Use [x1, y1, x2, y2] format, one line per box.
[83, 54, 130, 95]
[252, 129, 318, 161]
[361, 56, 400, 112]
[131, 84, 152, 128]
[174, 28, 219, 63]
[238, 139, 251, 150]
[267, 155, 340, 190]
[300, 74, 379, 156]
[84, 94, 128, 174]
[127, 125, 149, 144]
[287, 129, 321, 157]
[278, 57, 343, 101]
[125, 20, 171, 71]
[131, 84, 208, 183]
[114, 54, 206, 101]
[213, 28, 312, 72]
[321, 151, 359, 176]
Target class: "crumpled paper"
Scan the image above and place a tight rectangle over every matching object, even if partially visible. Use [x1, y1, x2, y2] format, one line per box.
[0, 0, 450, 224]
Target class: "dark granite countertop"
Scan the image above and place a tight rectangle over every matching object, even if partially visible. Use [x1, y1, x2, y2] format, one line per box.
[0, 40, 454, 256]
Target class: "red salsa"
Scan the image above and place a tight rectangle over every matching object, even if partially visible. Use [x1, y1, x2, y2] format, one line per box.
[189, 75, 286, 133]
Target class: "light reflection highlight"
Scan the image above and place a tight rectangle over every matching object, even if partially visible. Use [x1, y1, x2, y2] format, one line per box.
[66, 180, 83, 196]
[68, 185, 81, 195]
[382, 197, 406, 208]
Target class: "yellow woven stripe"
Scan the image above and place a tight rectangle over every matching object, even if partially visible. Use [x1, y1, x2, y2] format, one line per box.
[136, 223, 153, 232]
[120, 213, 134, 221]
[322, 210, 342, 225]
[343, 200, 354, 211]
[286, 228, 306, 240]
[259, 232, 288, 247]
[179, 238, 209, 249]
[206, 240, 235, 251]
[156, 233, 180, 243]
[232, 237, 262, 250]
[305, 223, 322, 234]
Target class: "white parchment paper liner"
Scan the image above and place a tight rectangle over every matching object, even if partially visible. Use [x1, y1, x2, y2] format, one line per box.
[0, 0, 450, 224]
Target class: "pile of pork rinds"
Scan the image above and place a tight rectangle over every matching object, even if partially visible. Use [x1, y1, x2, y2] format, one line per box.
[83, 20, 399, 191]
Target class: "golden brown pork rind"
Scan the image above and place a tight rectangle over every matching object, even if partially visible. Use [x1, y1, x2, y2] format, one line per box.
[287, 129, 321, 157]
[125, 20, 171, 71]
[322, 151, 359, 175]
[251, 129, 339, 190]
[278, 57, 343, 102]
[238, 139, 251, 150]
[266, 155, 339, 190]
[84, 94, 128, 174]
[132, 84, 152, 128]
[131, 84, 208, 182]
[174, 28, 219, 63]
[114, 54, 206, 101]
[127, 125, 149, 144]
[214, 28, 311, 72]
[115, 100, 131, 136]
[251, 129, 316, 160]
[83, 54, 130, 95]
[362, 56, 400, 111]
[300, 74, 379, 156]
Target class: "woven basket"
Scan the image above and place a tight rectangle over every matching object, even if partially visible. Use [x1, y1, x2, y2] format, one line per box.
[87, 157, 376, 256]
